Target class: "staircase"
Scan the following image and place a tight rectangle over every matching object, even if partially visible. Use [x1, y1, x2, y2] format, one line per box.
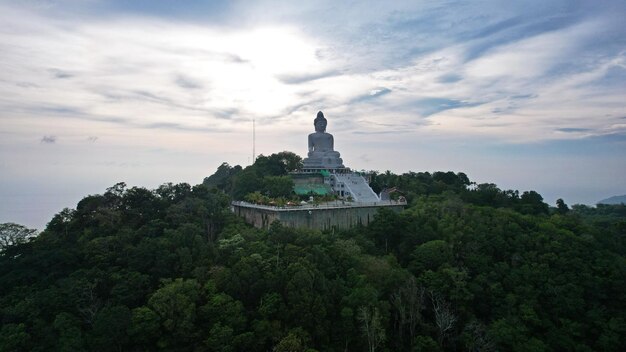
[332, 173, 380, 202]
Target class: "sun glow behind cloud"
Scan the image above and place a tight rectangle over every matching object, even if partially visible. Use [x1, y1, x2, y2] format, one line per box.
[0, 7, 335, 132]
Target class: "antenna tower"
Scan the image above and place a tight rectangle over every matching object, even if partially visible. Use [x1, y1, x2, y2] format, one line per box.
[252, 118, 256, 164]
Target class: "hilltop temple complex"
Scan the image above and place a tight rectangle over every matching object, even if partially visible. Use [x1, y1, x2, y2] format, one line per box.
[232, 111, 405, 230]
[294, 111, 380, 202]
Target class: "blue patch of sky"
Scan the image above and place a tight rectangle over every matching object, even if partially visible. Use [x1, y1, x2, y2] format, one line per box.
[374, 0, 626, 75]
[375, 12, 462, 61]
[594, 65, 626, 89]
[408, 98, 483, 117]
[36, 0, 233, 22]
[350, 88, 392, 104]
[340, 2, 589, 71]
[388, 12, 451, 37]
[323, 6, 462, 71]
[459, 16, 526, 41]
[98, 0, 231, 17]
[542, 35, 626, 81]
[461, 13, 582, 62]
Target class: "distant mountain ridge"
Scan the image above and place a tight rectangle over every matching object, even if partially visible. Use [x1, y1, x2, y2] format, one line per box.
[598, 195, 626, 205]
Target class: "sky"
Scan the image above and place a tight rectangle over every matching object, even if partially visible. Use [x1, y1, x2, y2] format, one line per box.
[1, 0, 625, 230]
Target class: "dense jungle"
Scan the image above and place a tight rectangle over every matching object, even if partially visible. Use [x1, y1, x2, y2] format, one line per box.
[1, 152, 624, 351]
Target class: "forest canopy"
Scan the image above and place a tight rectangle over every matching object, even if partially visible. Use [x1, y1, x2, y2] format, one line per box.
[1, 152, 624, 351]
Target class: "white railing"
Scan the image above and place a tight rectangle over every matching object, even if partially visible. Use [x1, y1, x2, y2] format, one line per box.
[232, 199, 406, 211]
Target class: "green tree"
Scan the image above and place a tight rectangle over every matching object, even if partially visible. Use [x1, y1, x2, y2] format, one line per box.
[232, 168, 262, 200]
[256, 152, 303, 175]
[517, 191, 549, 215]
[0, 323, 31, 351]
[391, 277, 425, 349]
[358, 306, 386, 352]
[0, 223, 37, 251]
[412, 335, 441, 352]
[203, 162, 243, 192]
[274, 328, 312, 352]
[271, 151, 303, 172]
[199, 292, 246, 333]
[274, 332, 304, 352]
[430, 292, 457, 346]
[128, 307, 160, 348]
[556, 198, 569, 214]
[148, 279, 201, 347]
[262, 175, 294, 198]
[88, 305, 131, 352]
[410, 240, 452, 274]
[53, 312, 85, 351]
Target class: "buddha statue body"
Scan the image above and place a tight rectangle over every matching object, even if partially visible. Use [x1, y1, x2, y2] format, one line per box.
[302, 111, 344, 169]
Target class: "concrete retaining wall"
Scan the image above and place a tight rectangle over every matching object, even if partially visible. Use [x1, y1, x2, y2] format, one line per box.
[232, 202, 404, 230]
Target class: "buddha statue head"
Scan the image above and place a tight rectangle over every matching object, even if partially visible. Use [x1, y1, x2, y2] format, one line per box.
[314, 111, 327, 132]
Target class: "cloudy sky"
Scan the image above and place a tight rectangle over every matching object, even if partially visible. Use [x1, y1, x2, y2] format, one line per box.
[1, 0, 625, 229]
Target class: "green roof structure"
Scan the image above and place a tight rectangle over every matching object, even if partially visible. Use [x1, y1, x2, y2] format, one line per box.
[293, 183, 332, 196]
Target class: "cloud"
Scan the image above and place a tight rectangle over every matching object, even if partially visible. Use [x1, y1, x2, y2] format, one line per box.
[174, 75, 203, 90]
[556, 128, 592, 133]
[412, 98, 484, 118]
[0, 0, 624, 144]
[349, 87, 392, 104]
[279, 99, 327, 118]
[41, 135, 56, 143]
[438, 73, 462, 83]
[0, 5, 335, 133]
[369, 88, 391, 97]
[144, 122, 231, 133]
[48, 68, 73, 79]
[352, 129, 412, 135]
[277, 70, 342, 84]
[6, 103, 132, 125]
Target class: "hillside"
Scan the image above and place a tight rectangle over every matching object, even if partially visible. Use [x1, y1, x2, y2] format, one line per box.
[598, 195, 626, 205]
[1, 153, 624, 351]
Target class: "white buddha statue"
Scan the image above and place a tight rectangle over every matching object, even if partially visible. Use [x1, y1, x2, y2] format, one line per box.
[303, 111, 344, 169]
